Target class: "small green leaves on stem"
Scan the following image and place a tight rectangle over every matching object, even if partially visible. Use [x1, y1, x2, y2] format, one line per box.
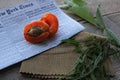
[62, 39, 82, 52]
[63, 0, 120, 47]
[103, 28, 120, 47]
[96, 5, 106, 29]
[61, 36, 110, 80]
[96, 6, 120, 47]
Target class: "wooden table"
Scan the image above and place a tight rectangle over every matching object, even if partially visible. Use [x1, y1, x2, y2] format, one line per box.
[0, 0, 120, 80]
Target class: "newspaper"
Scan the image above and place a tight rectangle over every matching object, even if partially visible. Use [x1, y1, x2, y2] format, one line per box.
[0, 0, 84, 70]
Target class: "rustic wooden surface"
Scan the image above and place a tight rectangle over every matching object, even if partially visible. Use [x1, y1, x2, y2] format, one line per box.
[0, 0, 120, 80]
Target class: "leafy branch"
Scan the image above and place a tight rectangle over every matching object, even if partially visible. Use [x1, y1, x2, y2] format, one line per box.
[62, 0, 120, 47]
[60, 36, 111, 80]
[58, 0, 120, 80]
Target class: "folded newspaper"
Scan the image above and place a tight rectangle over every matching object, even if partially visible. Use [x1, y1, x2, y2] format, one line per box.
[0, 0, 84, 70]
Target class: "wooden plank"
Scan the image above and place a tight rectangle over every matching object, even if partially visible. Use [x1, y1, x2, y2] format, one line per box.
[86, 0, 120, 15]
[103, 16, 120, 37]
[0, 0, 119, 80]
[107, 13, 120, 27]
[56, 0, 120, 16]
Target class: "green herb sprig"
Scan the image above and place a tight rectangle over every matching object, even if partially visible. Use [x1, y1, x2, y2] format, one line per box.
[60, 36, 110, 80]
[62, 0, 120, 47]
[59, 0, 120, 79]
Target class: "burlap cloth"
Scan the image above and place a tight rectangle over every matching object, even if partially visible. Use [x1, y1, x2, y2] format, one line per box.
[20, 31, 113, 79]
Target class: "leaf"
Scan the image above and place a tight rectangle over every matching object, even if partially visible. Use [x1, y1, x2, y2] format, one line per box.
[60, 37, 111, 80]
[62, 39, 79, 47]
[64, 0, 97, 26]
[64, 0, 75, 7]
[59, 4, 69, 9]
[90, 73, 97, 80]
[62, 39, 82, 52]
[73, 0, 86, 6]
[96, 5, 106, 29]
[103, 28, 120, 47]
[96, 5, 120, 47]
[64, 0, 120, 47]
